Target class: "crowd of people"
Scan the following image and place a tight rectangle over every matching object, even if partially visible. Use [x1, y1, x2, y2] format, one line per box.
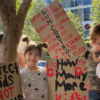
[0, 24, 100, 100]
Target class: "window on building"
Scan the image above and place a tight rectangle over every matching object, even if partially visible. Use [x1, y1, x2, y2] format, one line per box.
[83, 0, 91, 5]
[71, 0, 75, 7]
[84, 7, 91, 21]
[75, 0, 82, 7]
[61, 1, 67, 8]
[71, 9, 75, 13]
[71, 9, 84, 21]
[84, 30, 89, 39]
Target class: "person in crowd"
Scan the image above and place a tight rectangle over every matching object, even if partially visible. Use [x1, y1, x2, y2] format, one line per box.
[0, 32, 25, 67]
[82, 24, 100, 100]
[20, 35, 48, 100]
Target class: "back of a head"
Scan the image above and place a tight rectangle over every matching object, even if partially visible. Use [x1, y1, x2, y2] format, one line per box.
[90, 24, 100, 42]
[0, 32, 3, 44]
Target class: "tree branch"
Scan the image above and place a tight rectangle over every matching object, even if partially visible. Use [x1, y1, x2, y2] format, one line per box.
[16, 0, 32, 30]
[0, 0, 16, 27]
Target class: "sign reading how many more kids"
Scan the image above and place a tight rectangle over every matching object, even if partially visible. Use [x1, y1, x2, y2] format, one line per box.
[46, 57, 89, 100]
[30, 0, 88, 58]
[0, 63, 23, 100]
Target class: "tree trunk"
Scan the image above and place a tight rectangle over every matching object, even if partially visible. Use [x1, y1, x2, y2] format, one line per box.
[0, 0, 32, 62]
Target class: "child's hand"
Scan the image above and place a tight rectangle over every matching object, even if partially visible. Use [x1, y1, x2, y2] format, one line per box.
[85, 81, 90, 91]
[90, 49, 95, 53]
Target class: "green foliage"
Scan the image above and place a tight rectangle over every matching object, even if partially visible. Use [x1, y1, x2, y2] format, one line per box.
[0, 18, 3, 32]
[67, 11, 84, 38]
[90, 0, 100, 25]
[22, 0, 46, 42]
[22, 0, 49, 60]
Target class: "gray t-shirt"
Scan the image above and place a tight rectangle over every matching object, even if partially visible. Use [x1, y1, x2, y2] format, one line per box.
[20, 67, 48, 100]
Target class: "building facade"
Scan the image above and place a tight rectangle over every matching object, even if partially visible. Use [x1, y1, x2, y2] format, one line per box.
[43, 0, 93, 40]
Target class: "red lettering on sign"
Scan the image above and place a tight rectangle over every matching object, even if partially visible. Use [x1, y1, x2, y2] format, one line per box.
[73, 47, 86, 57]
[69, 45, 77, 51]
[59, 16, 70, 25]
[69, 35, 81, 45]
[8, 87, 14, 97]
[63, 33, 73, 42]
[65, 43, 70, 48]
[41, 17, 46, 21]
[48, 42, 60, 52]
[54, 56, 59, 58]
[30, 16, 36, 23]
[0, 90, 4, 100]
[53, 10, 66, 20]
[36, 12, 41, 18]
[4, 89, 9, 98]
[55, 48, 63, 54]
[36, 23, 49, 34]
[70, 93, 75, 100]
[61, 51, 66, 56]
[55, 93, 61, 100]
[51, 32, 55, 36]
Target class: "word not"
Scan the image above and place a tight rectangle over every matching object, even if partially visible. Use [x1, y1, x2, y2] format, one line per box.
[0, 87, 14, 99]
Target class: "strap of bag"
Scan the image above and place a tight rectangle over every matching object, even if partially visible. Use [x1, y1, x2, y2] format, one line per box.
[85, 50, 90, 60]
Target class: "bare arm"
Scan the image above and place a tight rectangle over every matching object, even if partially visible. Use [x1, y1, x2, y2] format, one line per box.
[18, 52, 25, 67]
[81, 51, 85, 57]
[91, 50, 100, 62]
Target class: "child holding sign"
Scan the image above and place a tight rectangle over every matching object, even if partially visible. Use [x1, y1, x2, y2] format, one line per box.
[20, 35, 48, 100]
[82, 24, 100, 100]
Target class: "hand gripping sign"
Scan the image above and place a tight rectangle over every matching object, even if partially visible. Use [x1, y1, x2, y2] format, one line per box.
[30, 0, 88, 58]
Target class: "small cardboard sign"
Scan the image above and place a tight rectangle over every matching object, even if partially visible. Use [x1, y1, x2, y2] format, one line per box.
[30, 0, 88, 58]
[0, 62, 23, 100]
[46, 57, 89, 100]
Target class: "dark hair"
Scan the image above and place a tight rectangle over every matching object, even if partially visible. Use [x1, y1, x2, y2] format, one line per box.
[22, 35, 48, 56]
[90, 23, 100, 42]
[0, 33, 3, 44]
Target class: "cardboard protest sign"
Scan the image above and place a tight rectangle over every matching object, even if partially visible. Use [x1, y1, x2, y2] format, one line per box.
[30, 0, 88, 58]
[0, 62, 23, 100]
[46, 57, 89, 100]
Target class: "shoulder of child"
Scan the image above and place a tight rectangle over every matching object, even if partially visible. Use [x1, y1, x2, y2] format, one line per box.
[20, 68, 25, 74]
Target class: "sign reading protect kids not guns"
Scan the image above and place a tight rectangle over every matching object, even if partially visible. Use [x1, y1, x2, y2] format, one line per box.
[0, 63, 23, 100]
[46, 57, 89, 100]
[30, 0, 88, 58]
